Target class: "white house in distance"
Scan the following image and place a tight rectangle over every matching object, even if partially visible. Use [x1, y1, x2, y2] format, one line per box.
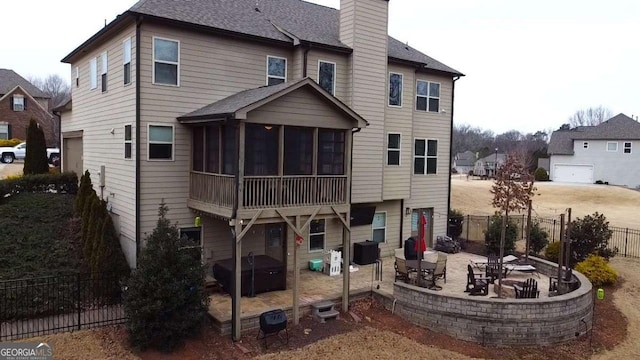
[473, 153, 506, 178]
[548, 113, 640, 187]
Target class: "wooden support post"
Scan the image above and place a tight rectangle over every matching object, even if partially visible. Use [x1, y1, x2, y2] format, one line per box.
[557, 213, 565, 288]
[293, 215, 301, 325]
[232, 221, 242, 342]
[342, 217, 351, 312]
[525, 200, 532, 262]
[565, 208, 572, 269]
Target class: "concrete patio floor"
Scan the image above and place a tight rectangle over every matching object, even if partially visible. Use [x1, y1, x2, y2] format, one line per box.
[208, 252, 552, 323]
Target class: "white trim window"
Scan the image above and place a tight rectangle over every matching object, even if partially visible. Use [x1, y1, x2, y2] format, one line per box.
[267, 56, 287, 86]
[0, 123, 9, 140]
[414, 138, 438, 174]
[123, 37, 132, 85]
[607, 142, 618, 152]
[372, 212, 387, 243]
[74, 67, 79, 88]
[309, 219, 325, 252]
[583, 142, 589, 149]
[387, 133, 401, 166]
[318, 60, 336, 95]
[90, 58, 97, 90]
[388, 72, 403, 107]
[12, 95, 24, 111]
[624, 142, 632, 154]
[124, 124, 132, 159]
[416, 80, 440, 112]
[148, 124, 174, 160]
[153, 37, 180, 86]
[100, 51, 108, 92]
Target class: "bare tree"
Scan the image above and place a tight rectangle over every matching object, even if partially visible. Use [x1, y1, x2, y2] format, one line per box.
[28, 74, 71, 108]
[568, 106, 613, 128]
[490, 153, 536, 297]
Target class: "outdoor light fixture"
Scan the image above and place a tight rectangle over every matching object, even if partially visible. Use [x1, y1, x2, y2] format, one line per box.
[264, 125, 273, 130]
[405, 207, 411, 216]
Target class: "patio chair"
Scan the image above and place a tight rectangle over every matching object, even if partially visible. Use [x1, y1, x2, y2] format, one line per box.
[465, 264, 490, 296]
[515, 278, 540, 298]
[427, 252, 447, 290]
[394, 257, 416, 284]
[485, 253, 508, 283]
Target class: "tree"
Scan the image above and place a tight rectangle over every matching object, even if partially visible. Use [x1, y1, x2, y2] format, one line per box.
[490, 153, 536, 296]
[123, 201, 209, 352]
[75, 171, 94, 216]
[485, 213, 517, 254]
[568, 106, 613, 128]
[448, 209, 464, 240]
[93, 214, 130, 276]
[528, 221, 549, 255]
[28, 74, 70, 108]
[569, 212, 615, 266]
[23, 119, 49, 175]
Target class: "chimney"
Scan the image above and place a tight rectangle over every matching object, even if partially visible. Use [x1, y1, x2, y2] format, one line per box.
[340, 0, 389, 203]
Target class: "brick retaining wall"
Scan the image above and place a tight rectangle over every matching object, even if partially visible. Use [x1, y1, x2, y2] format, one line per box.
[391, 256, 593, 346]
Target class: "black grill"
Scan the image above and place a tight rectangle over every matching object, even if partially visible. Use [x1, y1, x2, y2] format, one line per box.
[257, 309, 288, 348]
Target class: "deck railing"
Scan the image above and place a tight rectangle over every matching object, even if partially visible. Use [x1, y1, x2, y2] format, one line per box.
[190, 173, 347, 209]
[189, 172, 235, 208]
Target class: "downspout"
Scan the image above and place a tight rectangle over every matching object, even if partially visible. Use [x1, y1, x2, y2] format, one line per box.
[302, 43, 311, 78]
[446, 76, 460, 236]
[230, 118, 240, 341]
[135, 17, 142, 262]
[399, 199, 404, 248]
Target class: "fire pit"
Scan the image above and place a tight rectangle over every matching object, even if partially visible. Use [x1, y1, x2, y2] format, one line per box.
[494, 279, 524, 298]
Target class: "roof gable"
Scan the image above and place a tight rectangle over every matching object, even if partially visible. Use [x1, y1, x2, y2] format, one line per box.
[0, 69, 48, 98]
[178, 77, 368, 128]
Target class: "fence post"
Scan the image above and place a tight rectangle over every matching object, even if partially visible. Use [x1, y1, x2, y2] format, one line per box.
[76, 273, 81, 331]
[552, 220, 556, 243]
[466, 215, 470, 241]
[625, 228, 629, 257]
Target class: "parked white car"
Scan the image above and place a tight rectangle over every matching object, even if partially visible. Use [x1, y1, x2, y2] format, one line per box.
[0, 142, 60, 164]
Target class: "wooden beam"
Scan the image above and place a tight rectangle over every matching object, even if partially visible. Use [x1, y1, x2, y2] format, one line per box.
[331, 206, 350, 232]
[237, 210, 263, 242]
[293, 215, 301, 325]
[342, 216, 351, 313]
[232, 221, 242, 341]
[275, 209, 302, 237]
[299, 206, 322, 233]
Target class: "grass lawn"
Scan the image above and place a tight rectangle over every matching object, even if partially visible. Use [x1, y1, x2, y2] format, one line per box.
[0, 192, 79, 279]
[451, 176, 640, 229]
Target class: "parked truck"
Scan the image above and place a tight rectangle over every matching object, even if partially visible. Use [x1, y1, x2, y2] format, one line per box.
[0, 142, 60, 164]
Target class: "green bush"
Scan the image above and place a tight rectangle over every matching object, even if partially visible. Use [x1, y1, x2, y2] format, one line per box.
[0, 138, 23, 147]
[570, 212, 616, 265]
[484, 213, 517, 254]
[534, 167, 549, 181]
[124, 201, 209, 352]
[545, 241, 560, 262]
[575, 255, 618, 287]
[529, 221, 549, 255]
[75, 171, 92, 216]
[23, 119, 49, 175]
[448, 209, 464, 240]
[0, 172, 78, 203]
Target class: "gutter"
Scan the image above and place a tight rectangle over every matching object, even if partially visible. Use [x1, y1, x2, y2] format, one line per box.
[446, 76, 460, 236]
[135, 16, 142, 262]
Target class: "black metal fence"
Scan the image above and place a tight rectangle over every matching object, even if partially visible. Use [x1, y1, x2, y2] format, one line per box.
[0, 272, 126, 341]
[461, 214, 640, 258]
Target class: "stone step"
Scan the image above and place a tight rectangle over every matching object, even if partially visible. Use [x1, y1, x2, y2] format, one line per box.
[314, 309, 339, 323]
[311, 301, 334, 311]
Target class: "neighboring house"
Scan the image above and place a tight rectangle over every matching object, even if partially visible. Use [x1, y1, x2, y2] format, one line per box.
[60, 0, 462, 338]
[548, 113, 640, 187]
[473, 153, 506, 177]
[453, 150, 476, 174]
[0, 69, 56, 146]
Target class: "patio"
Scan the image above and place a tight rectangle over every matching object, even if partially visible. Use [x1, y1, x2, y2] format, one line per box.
[207, 252, 555, 334]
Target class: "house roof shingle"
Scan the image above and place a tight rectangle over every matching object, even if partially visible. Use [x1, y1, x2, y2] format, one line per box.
[66, 0, 462, 76]
[0, 69, 48, 98]
[548, 114, 640, 155]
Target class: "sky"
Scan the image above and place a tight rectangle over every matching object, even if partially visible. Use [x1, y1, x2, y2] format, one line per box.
[2, 0, 638, 134]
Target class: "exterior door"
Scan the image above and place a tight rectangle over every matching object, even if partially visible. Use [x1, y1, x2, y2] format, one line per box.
[265, 223, 286, 265]
[63, 137, 83, 176]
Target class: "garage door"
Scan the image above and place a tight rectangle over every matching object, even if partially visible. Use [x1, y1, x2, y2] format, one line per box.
[63, 137, 83, 176]
[553, 164, 593, 183]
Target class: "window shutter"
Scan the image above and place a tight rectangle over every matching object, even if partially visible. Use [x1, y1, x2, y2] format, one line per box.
[23, 98, 27, 110]
[9, 96, 13, 110]
[7, 124, 11, 139]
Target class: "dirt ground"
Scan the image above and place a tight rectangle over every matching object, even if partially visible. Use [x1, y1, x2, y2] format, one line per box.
[451, 176, 640, 229]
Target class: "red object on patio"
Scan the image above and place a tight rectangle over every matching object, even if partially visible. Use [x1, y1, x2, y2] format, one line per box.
[415, 213, 427, 252]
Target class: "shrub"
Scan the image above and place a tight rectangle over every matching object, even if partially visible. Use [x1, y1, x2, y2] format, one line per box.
[448, 209, 464, 240]
[544, 241, 560, 262]
[575, 255, 618, 287]
[0, 138, 23, 147]
[75, 170, 93, 216]
[529, 221, 549, 255]
[23, 119, 49, 175]
[124, 201, 209, 352]
[0, 172, 78, 204]
[534, 167, 549, 181]
[81, 192, 99, 257]
[570, 212, 615, 265]
[485, 213, 517, 254]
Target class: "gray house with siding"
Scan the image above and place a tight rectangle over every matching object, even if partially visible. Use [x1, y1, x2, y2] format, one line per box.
[548, 113, 640, 187]
[59, 0, 462, 339]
